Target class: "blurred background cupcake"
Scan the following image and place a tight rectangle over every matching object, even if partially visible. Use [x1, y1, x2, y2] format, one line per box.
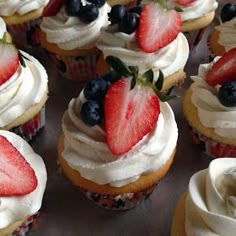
[0, 0, 50, 50]
[0, 41, 48, 142]
[39, 0, 111, 81]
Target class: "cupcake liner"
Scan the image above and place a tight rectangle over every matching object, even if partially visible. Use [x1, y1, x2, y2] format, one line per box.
[46, 51, 99, 81]
[190, 128, 236, 158]
[7, 18, 41, 50]
[10, 106, 46, 142]
[80, 184, 157, 210]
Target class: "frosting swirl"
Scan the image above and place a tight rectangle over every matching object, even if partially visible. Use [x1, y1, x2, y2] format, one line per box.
[0, 17, 6, 38]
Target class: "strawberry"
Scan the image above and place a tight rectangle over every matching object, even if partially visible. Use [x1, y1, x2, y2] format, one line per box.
[42, 0, 64, 17]
[206, 48, 236, 86]
[0, 135, 37, 196]
[137, 3, 182, 53]
[0, 42, 19, 86]
[174, 0, 195, 6]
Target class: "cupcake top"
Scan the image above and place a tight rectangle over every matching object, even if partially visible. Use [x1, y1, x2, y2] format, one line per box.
[0, 42, 48, 129]
[97, 3, 189, 80]
[185, 158, 236, 235]
[40, 0, 111, 50]
[62, 57, 178, 187]
[0, 17, 7, 38]
[0, 0, 49, 16]
[0, 130, 47, 229]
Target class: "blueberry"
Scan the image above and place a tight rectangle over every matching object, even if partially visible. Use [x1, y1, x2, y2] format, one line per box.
[218, 81, 236, 107]
[80, 100, 103, 126]
[87, 0, 106, 8]
[108, 5, 126, 24]
[64, 0, 81, 16]
[221, 4, 236, 22]
[119, 12, 139, 34]
[84, 78, 108, 100]
[128, 6, 142, 15]
[102, 70, 121, 84]
[79, 4, 99, 23]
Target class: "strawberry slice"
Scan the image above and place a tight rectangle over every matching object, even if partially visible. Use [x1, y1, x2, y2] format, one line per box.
[0, 135, 37, 196]
[137, 3, 182, 53]
[174, 0, 195, 6]
[104, 78, 160, 156]
[206, 48, 236, 86]
[0, 42, 19, 86]
[42, 0, 64, 17]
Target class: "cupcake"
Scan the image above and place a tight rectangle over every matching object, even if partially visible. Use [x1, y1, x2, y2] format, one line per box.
[183, 48, 236, 158]
[97, 2, 189, 93]
[0, 0, 50, 50]
[171, 158, 236, 236]
[0, 41, 48, 141]
[0, 130, 47, 236]
[58, 57, 178, 210]
[39, 0, 111, 81]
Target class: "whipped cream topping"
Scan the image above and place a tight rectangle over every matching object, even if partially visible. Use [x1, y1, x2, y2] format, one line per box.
[185, 158, 236, 236]
[62, 91, 178, 187]
[167, 0, 218, 21]
[0, 51, 48, 128]
[0, 17, 6, 38]
[97, 29, 189, 80]
[0, 0, 49, 16]
[216, 17, 236, 52]
[0, 130, 47, 229]
[190, 58, 236, 139]
[40, 1, 111, 50]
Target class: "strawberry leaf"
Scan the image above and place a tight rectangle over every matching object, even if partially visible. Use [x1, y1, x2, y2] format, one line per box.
[142, 69, 154, 83]
[155, 70, 164, 90]
[175, 6, 184, 12]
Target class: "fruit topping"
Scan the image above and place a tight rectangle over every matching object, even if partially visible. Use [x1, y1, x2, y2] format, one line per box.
[137, 3, 182, 53]
[0, 41, 19, 86]
[173, 0, 195, 7]
[64, 0, 81, 16]
[108, 5, 127, 24]
[119, 12, 139, 34]
[79, 4, 99, 23]
[87, 0, 106, 8]
[42, 0, 64, 17]
[221, 3, 236, 23]
[0, 135, 37, 196]
[218, 81, 236, 107]
[206, 48, 236, 86]
[102, 70, 121, 84]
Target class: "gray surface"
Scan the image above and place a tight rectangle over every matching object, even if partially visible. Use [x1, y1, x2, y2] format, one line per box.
[28, 29, 213, 236]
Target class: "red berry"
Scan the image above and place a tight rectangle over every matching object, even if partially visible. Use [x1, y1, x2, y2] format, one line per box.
[0, 42, 19, 86]
[206, 48, 236, 86]
[174, 0, 195, 6]
[0, 135, 38, 196]
[137, 3, 182, 53]
[42, 0, 64, 17]
[104, 78, 160, 156]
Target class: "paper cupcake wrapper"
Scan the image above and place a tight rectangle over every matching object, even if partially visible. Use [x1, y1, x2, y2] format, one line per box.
[10, 106, 45, 142]
[190, 128, 236, 158]
[80, 184, 157, 210]
[7, 18, 41, 50]
[46, 51, 99, 81]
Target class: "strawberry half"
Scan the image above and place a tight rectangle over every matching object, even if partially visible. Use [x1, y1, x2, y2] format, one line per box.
[174, 0, 195, 6]
[104, 78, 160, 156]
[206, 48, 236, 86]
[137, 3, 182, 53]
[0, 42, 19, 86]
[42, 0, 64, 17]
[0, 135, 37, 196]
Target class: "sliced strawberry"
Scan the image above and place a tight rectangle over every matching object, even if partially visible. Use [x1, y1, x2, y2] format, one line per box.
[174, 0, 195, 6]
[104, 78, 160, 156]
[206, 48, 236, 86]
[137, 3, 182, 53]
[0, 135, 37, 196]
[42, 0, 64, 17]
[0, 42, 19, 86]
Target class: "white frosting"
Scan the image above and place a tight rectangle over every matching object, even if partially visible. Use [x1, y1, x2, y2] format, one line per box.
[0, 17, 7, 38]
[62, 91, 178, 187]
[190, 58, 236, 139]
[0, 130, 47, 229]
[97, 29, 189, 80]
[185, 158, 236, 236]
[216, 17, 236, 52]
[0, 0, 49, 16]
[40, 1, 111, 50]
[0, 51, 48, 128]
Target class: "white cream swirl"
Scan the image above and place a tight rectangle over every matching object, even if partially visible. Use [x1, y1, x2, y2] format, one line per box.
[0, 51, 48, 128]
[62, 91, 178, 187]
[0, 0, 49, 16]
[0, 17, 6, 38]
[97, 29, 189, 80]
[40, 1, 111, 50]
[190, 58, 236, 139]
[185, 158, 236, 236]
[0, 130, 47, 229]
[215, 17, 236, 52]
